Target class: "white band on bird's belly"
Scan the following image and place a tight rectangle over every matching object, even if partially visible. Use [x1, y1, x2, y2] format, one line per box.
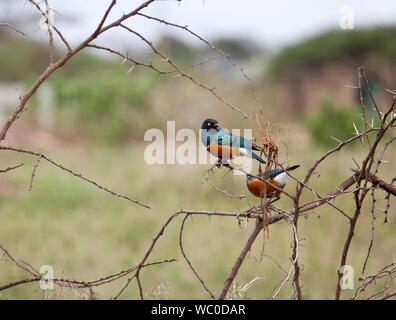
[239, 148, 248, 156]
[274, 172, 289, 186]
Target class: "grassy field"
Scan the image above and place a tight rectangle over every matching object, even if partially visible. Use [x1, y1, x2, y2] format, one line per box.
[1, 121, 395, 300]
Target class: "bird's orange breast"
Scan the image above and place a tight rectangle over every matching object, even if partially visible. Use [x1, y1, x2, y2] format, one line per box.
[207, 141, 241, 159]
[247, 178, 284, 198]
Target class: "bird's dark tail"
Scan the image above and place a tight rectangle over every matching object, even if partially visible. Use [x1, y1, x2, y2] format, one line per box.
[286, 165, 300, 171]
[246, 149, 266, 164]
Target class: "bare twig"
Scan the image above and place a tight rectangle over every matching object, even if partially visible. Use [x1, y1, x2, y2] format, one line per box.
[119, 23, 249, 118]
[0, 146, 150, 209]
[0, 23, 26, 36]
[43, 0, 55, 64]
[28, 153, 42, 191]
[137, 13, 251, 81]
[179, 215, 216, 299]
[218, 220, 263, 300]
[0, 162, 24, 173]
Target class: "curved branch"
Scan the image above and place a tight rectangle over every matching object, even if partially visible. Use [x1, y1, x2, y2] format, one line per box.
[218, 220, 263, 300]
[0, 146, 150, 209]
[179, 215, 216, 299]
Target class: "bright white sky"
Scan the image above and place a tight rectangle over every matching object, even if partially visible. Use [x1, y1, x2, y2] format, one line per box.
[6, 0, 396, 51]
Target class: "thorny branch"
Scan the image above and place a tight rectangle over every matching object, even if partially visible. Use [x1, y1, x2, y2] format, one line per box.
[0, 243, 176, 295]
[0, 145, 151, 209]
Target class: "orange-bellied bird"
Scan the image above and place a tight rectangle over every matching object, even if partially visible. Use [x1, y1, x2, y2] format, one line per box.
[201, 118, 266, 164]
[247, 165, 300, 200]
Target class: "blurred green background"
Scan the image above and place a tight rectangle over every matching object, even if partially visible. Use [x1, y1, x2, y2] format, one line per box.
[0, 7, 395, 300]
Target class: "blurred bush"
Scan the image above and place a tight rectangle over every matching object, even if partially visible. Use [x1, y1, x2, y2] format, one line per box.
[270, 27, 396, 77]
[49, 66, 158, 142]
[303, 97, 370, 147]
[0, 31, 48, 81]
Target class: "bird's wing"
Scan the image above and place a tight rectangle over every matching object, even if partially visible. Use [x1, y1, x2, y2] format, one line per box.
[212, 130, 233, 147]
[269, 169, 283, 178]
[239, 136, 254, 149]
[216, 128, 254, 149]
[257, 169, 283, 179]
[268, 166, 300, 177]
